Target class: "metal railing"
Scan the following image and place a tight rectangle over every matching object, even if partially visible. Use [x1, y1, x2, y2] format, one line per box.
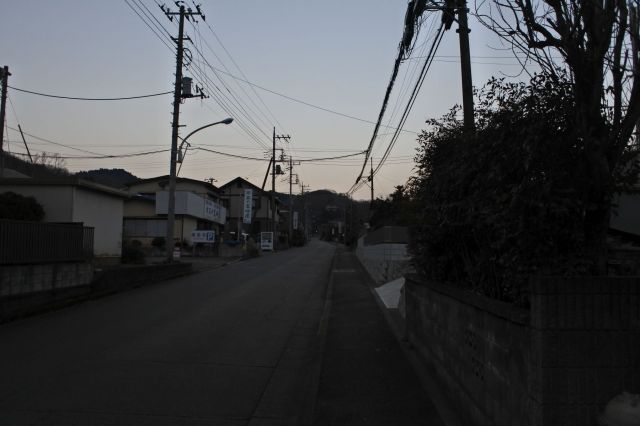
[0, 219, 94, 265]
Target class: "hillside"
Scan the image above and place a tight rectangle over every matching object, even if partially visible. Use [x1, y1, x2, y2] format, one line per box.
[75, 168, 139, 188]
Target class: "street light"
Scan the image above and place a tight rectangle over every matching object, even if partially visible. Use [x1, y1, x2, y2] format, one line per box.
[166, 117, 233, 262]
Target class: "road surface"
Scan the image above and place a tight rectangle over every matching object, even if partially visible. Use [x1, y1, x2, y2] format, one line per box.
[0, 240, 335, 425]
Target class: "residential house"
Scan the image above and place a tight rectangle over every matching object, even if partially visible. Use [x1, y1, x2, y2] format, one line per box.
[219, 177, 280, 241]
[123, 176, 226, 247]
[0, 177, 128, 261]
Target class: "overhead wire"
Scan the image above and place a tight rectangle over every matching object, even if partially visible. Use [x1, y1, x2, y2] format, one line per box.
[350, 23, 445, 196]
[124, 0, 175, 53]
[8, 85, 172, 101]
[132, 0, 272, 150]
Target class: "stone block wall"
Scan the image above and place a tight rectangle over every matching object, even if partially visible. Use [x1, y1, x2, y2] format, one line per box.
[529, 277, 640, 425]
[406, 277, 533, 426]
[405, 275, 640, 426]
[0, 263, 93, 297]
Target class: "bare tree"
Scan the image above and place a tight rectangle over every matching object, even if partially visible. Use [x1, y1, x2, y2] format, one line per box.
[475, 0, 640, 273]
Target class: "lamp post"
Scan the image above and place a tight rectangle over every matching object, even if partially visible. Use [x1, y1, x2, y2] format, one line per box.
[166, 118, 233, 262]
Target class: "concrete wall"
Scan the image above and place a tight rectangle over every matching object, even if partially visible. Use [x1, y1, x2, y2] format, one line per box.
[0, 263, 94, 297]
[355, 237, 411, 284]
[72, 187, 124, 258]
[405, 275, 640, 426]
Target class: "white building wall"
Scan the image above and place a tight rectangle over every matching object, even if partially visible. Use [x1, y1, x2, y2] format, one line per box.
[72, 188, 124, 258]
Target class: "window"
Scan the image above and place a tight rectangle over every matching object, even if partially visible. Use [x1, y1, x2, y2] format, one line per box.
[123, 219, 166, 237]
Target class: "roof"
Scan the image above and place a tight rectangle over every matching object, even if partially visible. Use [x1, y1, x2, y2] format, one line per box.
[0, 177, 130, 199]
[127, 175, 221, 193]
[219, 176, 265, 194]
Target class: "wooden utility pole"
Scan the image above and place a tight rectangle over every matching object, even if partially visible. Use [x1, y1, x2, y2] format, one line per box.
[0, 66, 10, 176]
[456, 0, 474, 132]
[162, 3, 204, 262]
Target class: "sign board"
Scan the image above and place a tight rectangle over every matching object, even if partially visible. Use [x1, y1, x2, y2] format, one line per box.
[173, 247, 181, 259]
[204, 199, 224, 224]
[191, 230, 215, 244]
[243, 189, 253, 224]
[293, 211, 299, 230]
[260, 232, 274, 251]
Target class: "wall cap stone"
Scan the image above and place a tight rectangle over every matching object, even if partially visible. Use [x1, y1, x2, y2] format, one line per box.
[405, 274, 530, 325]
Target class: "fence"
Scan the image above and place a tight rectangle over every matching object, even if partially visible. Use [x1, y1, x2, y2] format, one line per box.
[0, 219, 94, 265]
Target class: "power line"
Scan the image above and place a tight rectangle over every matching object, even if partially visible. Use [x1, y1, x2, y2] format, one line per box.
[8, 85, 172, 101]
[124, 0, 175, 53]
[9, 148, 170, 160]
[194, 146, 366, 163]
[351, 3, 436, 191]
[7, 126, 108, 156]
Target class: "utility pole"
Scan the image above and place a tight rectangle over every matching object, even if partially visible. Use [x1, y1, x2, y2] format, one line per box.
[271, 129, 290, 245]
[289, 157, 293, 245]
[456, 0, 474, 132]
[0, 66, 10, 176]
[162, 2, 204, 262]
[287, 157, 300, 246]
[368, 157, 374, 204]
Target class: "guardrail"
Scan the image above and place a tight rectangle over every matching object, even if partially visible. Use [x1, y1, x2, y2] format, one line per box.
[0, 219, 94, 264]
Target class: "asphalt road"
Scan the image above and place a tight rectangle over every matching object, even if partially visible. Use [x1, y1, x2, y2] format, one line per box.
[0, 240, 336, 425]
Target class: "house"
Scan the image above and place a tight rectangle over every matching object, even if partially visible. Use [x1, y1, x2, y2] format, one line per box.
[0, 177, 128, 261]
[123, 176, 226, 247]
[219, 177, 280, 240]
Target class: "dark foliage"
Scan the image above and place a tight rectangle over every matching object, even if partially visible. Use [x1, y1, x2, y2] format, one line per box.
[369, 185, 413, 229]
[0, 191, 45, 221]
[408, 74, 638, 304]
[76, 168, 139, 188]
[151, 236, 165, 249]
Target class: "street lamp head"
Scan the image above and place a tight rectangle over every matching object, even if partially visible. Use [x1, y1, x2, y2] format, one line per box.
[221, 117, 233, 125]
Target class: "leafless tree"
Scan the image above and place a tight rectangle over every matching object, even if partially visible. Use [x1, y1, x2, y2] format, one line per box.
[474, 0, 640, 273]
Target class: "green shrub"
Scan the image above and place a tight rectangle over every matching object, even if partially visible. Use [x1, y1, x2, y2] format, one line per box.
[0, 191, 45, 221]
[245, 238, 260, 258]
[122, 245, 145, 264]
[409, 74, 619, 305]
[151, 236, 165, 249]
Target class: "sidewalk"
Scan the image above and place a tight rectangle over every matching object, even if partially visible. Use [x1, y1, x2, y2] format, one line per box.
[312, 246, 444, 425]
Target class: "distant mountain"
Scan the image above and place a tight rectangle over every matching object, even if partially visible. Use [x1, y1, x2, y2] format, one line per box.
[75, 168, 138, 188]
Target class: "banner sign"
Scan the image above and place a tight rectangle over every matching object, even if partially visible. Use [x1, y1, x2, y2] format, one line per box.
[293, 211, 299, 230]
[243, 189, 253, 224]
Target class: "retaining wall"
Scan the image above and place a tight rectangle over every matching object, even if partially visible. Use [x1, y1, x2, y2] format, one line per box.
[1, 262, 192, 322]
[405, 275, 640, 426]
[0, 262, 93, 297]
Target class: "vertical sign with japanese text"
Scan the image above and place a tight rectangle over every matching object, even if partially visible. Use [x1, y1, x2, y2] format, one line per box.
[243, 189, 253, 224]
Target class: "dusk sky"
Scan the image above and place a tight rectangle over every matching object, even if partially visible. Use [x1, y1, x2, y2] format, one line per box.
[1, 0, 534, 200]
